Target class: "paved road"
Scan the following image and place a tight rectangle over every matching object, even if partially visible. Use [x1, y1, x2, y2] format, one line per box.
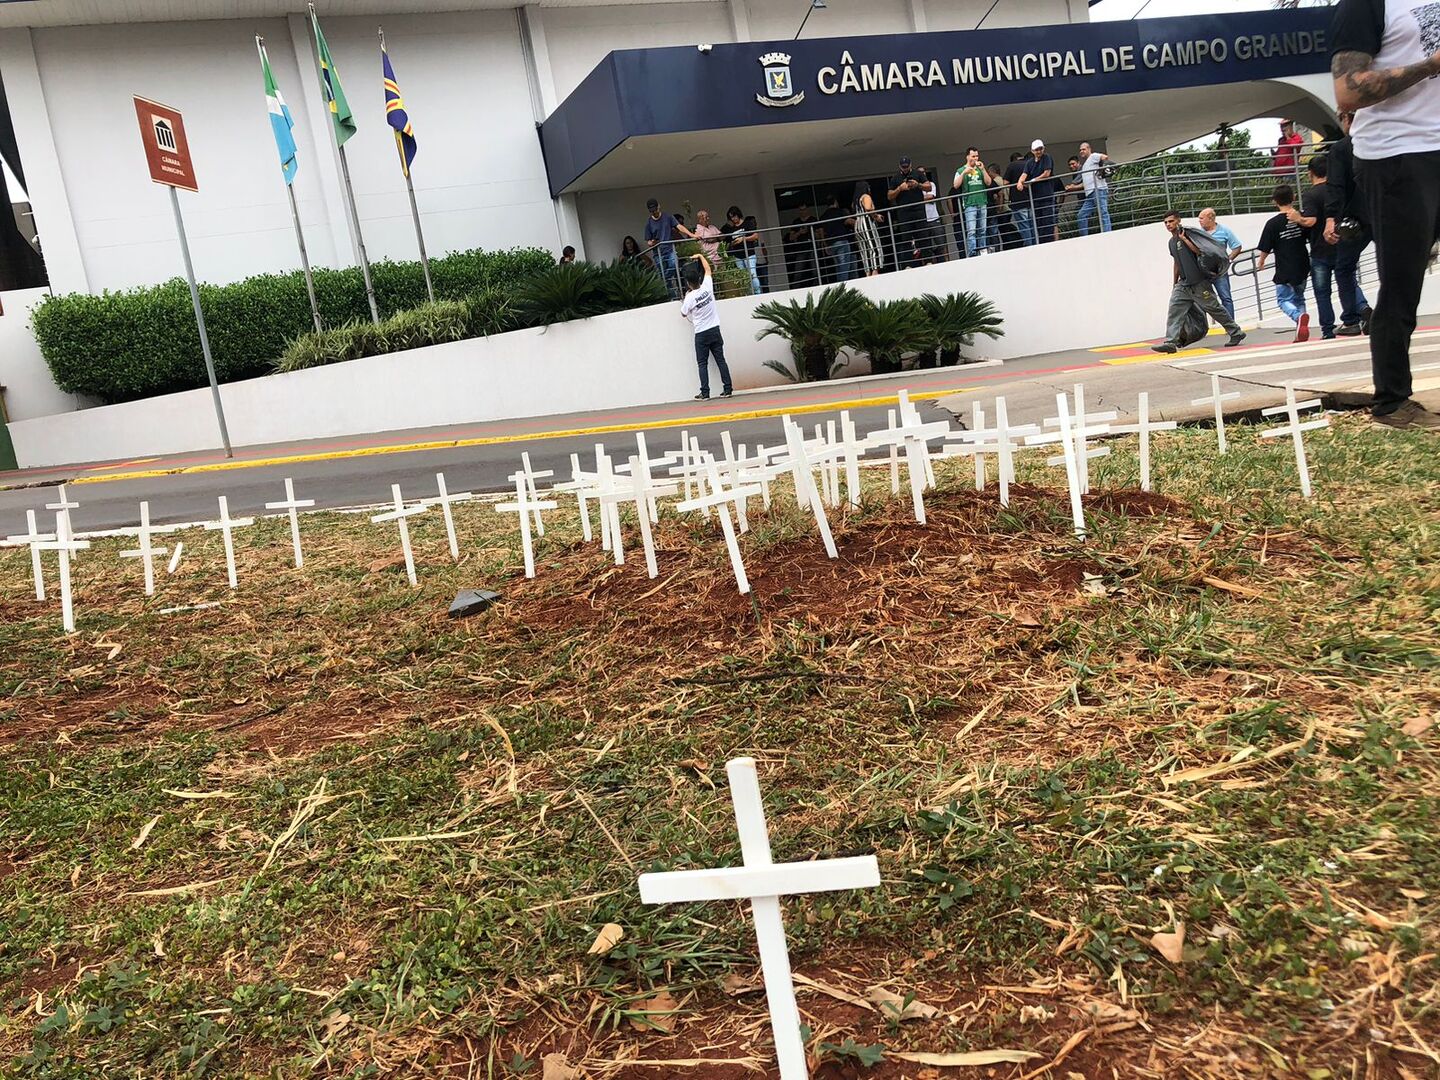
[3, 317, 1436, 537]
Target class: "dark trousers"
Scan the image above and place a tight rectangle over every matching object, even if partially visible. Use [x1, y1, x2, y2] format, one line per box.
[1310, 256, 1337, 337]
[1335, 233, 1371, 327]
[1034, 196, 1058, 244]
[694, 326, 731, 397]
[1358, 150, 1440, 412]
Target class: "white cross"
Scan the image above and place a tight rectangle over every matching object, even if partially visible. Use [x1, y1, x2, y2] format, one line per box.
[3, 509, 53, 600]
[46, 483, 80, 530]
[264, 478, 315, 569]
[634, 431, 665, 525]
[519, 451, 554, 537]
[603, 455, 679, 578]
[1038, 384, 1116, 495]
[593, 450, 628, 566]
[1190, 373, 1242, 455]
[1027, 392, 1088, 540]
[947, 396, 1039, 508]
[119, 501, 169, 597]
[1260, 383, 1328, 499]
[370, 484, 429, 587]
[638, 757, 880, 1080]
[424, 472, 473, 562]
[35, 510, 90, 633]
[839, 412, 863, 508]
[496, 472, 558, 579]
[782, 419, 839, 558]
[718, 431, 751, 532]
[553, 453, 601, 545]
[168, 541, 185, 576]
[884, 409, 900, 494]
[676, 442, 761, 593]
[863, 391, 951, 525]
[1109, 392, 1178, 493]
[203, 496, 256, 590]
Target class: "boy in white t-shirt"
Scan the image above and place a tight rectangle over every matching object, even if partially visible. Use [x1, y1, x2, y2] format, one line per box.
[680, 252, 733, 400]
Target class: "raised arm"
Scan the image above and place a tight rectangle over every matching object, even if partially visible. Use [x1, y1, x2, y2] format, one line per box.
[1332, 48, 1440, 111]
[692, 251, 711, 276]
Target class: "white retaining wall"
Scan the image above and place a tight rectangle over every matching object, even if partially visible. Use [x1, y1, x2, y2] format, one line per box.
[16, 212, 1418, 469]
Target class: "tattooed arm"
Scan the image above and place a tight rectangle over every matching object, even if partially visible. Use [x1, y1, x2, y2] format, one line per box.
[1332, 48, 1440, 112]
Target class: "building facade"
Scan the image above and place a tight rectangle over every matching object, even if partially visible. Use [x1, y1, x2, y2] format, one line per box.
[0, 0, 1336, 303]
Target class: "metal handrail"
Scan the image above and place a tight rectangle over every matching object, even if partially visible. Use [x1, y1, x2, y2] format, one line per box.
[628, 141, 1339, 296]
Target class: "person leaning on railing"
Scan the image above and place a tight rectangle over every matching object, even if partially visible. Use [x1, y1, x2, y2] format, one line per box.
[1331, 0, 1440, 430]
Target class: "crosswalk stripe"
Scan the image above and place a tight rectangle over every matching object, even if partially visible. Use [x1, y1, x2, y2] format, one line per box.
[1216, 342, 1440, 379]
[1303, 359, 1440, 388]
[1172, 326, 1440, 368]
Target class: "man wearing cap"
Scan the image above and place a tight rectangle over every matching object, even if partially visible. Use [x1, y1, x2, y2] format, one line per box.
[1272, 119, 1305, 178]
[887, 156, 928, 268]
[1014, 140, 1055, 246]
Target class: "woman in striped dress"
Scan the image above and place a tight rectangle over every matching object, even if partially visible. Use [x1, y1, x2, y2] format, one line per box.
[852, 181, 884, 277]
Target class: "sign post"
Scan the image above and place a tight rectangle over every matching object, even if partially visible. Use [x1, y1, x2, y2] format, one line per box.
[134, 96, 232, 458]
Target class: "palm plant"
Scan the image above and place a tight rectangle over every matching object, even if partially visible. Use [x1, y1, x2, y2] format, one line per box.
[753, 284, 869, 382]
[597, 259, 670, 312]
[512, 262, 609, 327]
[849, 297, 937, 375]
[918, 292, 1004, 366]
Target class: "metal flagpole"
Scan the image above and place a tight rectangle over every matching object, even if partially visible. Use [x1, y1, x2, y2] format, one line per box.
[169, 186, 233, 458]
[311, 2, 379, 326]
[288, 183, 323, 333]
[258, 35, 322, 334]
[382, 28, 434, 304]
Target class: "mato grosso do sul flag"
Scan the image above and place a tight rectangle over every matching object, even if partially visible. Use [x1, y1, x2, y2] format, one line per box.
[256, 37, 298, 184]
[381, 37, 418, 176]
[309, 4, 356, 146]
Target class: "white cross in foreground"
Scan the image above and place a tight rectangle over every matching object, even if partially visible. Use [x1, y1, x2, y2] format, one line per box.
[603, 454, 680, 578]
[782, 419, 838, 558]
[264, 478, 316, 568]
[1039, 383, 1116, 495]
[424, 472, 474, 562]
[1191, 373, 1242, 454]
[119, 501, 170, 596]
[1109, 392, 1178, 492]
[1027, 392, 1089, 540]
[863, 391, 951, 525]
[946, 396, 1039, 507]
[36, 510, 90, 633]
[676, 444, 761, 594]
[638, 758, 880, 1080]
[370, 484, 429, 587]
[553, 452, 597, 544]
[519, 452, 554, 537]
[3, 509, 53, 600]
[1260, 383, 1328, 499]
[496, 471, 558, 579]
[203, 496, 256, 590]
[46, 484, 80, 536]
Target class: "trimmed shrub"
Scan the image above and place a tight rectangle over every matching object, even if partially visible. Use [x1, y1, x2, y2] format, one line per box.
[597, 259, 670, 312]
[31, 247, 554, 402]
[275, 300, 473, 374]
[512, 262, 611, 327]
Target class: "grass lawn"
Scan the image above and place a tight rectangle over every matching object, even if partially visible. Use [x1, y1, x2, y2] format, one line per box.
[1, 415, 1437, 1079]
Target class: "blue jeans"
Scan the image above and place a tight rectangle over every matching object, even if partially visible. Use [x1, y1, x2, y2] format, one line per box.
[1309, 259, 1337, 336]
[963, 204, 987, 256]
[826, 240, 853, 282]
[694, 326, 731, 397]
[1077, 188, 1111, 236]
[655, 245, 679, 300]
[1335, 236, 1371, 326]
[1012, 206, 1036, 247]
[1213, 273, 1234, 318]
[737, 253, 761, 295]
[1275, 281, 1307, 323]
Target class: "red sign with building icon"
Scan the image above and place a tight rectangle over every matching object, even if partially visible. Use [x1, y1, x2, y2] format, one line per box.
[133, 96, 198, 192]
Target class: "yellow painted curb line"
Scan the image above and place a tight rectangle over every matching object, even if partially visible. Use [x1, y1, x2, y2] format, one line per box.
[71, 386, 979, 487]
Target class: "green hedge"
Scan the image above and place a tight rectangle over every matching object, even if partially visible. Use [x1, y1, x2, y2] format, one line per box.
[31, 247, 554, 403]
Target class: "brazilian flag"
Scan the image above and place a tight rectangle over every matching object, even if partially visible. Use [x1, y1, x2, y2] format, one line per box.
[310, 10, 356, 146]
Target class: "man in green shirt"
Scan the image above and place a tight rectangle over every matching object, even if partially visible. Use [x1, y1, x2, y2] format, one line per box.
[952, 147, 990, 257]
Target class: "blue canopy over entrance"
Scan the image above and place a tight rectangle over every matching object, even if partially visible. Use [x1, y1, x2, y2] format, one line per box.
[539, 6, 1333, 197]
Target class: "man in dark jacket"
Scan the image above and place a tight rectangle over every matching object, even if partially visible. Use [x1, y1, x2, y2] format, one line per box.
[1322, 110, 1373, 336]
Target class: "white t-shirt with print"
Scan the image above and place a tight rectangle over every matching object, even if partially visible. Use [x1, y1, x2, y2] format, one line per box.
[681, 273, 720, 335]
[1332, 0, 1440, 158]
[921, 180, 941, 222]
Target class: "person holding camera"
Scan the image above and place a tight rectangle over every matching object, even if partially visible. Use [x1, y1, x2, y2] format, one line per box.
[887, 156, 927, 268]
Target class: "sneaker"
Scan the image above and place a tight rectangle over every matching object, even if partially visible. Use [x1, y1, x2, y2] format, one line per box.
[1372, 400, 1440, 431]
[1151, 342, 1178, 354]
[1225, 332, 1247, 347]
[719, 388, 733, 398]
[1336, 323, 1363, 337]
[1322, 331, 1337, 340]
[1293, 314, 1310, 343]
[694, 392, 709, 401]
